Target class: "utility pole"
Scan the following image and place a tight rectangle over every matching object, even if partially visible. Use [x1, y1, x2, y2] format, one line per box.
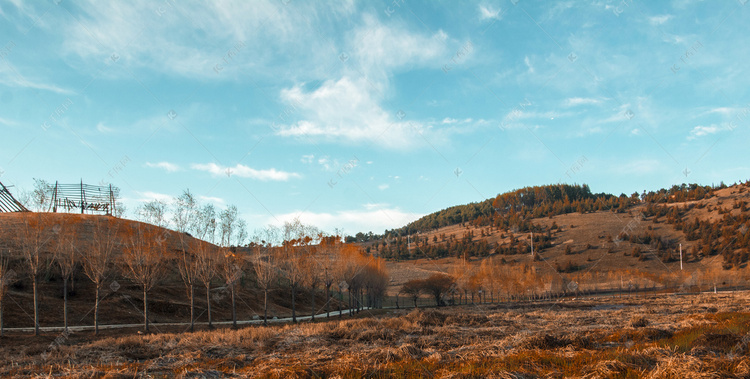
[679, 244, 683, 270]
[530, 232, 534, 257]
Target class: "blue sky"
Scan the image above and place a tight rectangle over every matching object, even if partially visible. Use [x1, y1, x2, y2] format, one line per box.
[1, 0, 748, 236]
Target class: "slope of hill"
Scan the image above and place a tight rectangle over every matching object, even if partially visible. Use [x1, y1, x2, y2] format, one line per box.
[373, 181, 750, 296]
[0, 213, 323, 330]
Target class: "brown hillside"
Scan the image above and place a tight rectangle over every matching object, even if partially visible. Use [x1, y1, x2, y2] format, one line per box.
[380, 182, 750, 296]
[0, 213, 323, 330]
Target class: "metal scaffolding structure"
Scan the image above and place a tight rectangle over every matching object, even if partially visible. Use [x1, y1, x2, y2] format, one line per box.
[0, 181, 29, 212]
[49, 180, 118, 215]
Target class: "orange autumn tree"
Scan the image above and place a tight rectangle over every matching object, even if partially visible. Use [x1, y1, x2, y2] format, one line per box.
[316, 235, 343, 318]
[121, 224, 167, 332]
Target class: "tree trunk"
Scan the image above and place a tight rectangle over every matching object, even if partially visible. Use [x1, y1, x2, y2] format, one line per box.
[338, 290, 342, 318]
[190, 284, 195, 332]
[33, 276, 39, 336]
[94, 284, 100, 335]
[143, 287, 149, 332]
[291, 285, 297, 323]
[310, 287, 316, 321]
[325, 284, 331, 318]
[63, 276, 69, 332]
[0, 297, 4, 337]
[263, 289, 268, 326]
[231, 285, 236, 329]
[206, 284, 212, 328]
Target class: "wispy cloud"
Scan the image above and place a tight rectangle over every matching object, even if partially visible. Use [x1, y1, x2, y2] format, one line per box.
[191, 162, 301, 181]
[0, 66, 74, 95]
[478, 4, 502, 21]
[136, 191, 173, 203]
[688, 124, 728, 140]
[564, 97, 604, 107]
[145, 161, 181, 172]
[0, 117, 18, 126]
[648, 15, 672, 25]
[199, 195, 225, 204]
[269, 206, 422, 235]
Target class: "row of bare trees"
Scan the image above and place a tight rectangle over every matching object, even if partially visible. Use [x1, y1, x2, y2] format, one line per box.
[0, 213, 389, 335]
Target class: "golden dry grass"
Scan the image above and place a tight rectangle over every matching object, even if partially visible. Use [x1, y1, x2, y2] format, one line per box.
[2, 291, 750, 378]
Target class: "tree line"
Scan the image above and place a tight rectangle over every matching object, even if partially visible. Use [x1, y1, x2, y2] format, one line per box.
[0, 190, 389, 336]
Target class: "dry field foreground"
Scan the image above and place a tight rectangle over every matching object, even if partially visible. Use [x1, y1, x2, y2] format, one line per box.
[3, 292, 750, 378]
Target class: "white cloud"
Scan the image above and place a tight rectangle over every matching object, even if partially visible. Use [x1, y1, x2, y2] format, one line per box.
[136, 191, 173, 203]
[0, 117, 18, 127]
[478, 4, 502, 21]
[648, 15, 672, 25]
[0, 65, 74, 95]
[58, 1, 339, 80]
[442, 117, 458, 124]
[317, 156, 334, 171]
[269, 206, 422, 235]
[564, 97, 603, 107]
[352, 14, 447, 78]
[300, 154, 314, 164]
[524, 56, 534, 74]
[276, 77, 431, 149]
[145, 161, 181, 172]
[378, 184, 389, 191]
[364, 202, 388, 210]
[191, 162, 301, 181]
[688, 124, 726, 140]
[199, 195, 225, 204]
[96, 122, 115, 133]
[275, 14, 451, 150]
[618, 159, 662, 175]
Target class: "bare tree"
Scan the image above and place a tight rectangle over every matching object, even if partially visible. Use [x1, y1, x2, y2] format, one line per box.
[137, 199, 168, 228]
[0, 252, 15, 337]
[196, 203, 217, 243]
[54, 223, 78, 332]
[19, 214, 53, 335]
[218, 205, 239, 247]
[31, 178, 53, 212]
[82, 216, 119, 335]
[235, 218, 248, 247]
[122, 224, 166, 332]
[178, 237, 200, 332]
[195, 240, 217, 328]
[218, 248, 244, 329]
[173, 189, 198, 234]
[252, 228, 278, 325]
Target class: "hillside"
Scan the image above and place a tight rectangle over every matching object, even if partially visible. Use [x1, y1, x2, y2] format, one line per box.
[1, 181, 749, 332]
[0, 213, 327, 330]
[372, 182, 750, 296]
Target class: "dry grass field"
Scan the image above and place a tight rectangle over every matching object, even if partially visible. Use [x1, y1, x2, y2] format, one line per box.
[3, 291, 750, 378]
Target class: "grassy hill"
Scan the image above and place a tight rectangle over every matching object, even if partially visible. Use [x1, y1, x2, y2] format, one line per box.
[372, 182, 750, 297]
[0, 213, 326, 331]
[1, 180, 749, 331]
